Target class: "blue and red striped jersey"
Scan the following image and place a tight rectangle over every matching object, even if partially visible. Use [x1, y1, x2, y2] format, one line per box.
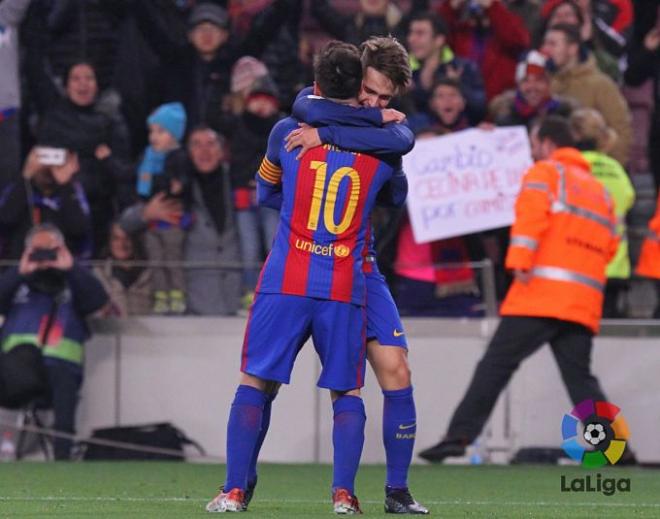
[255, 117, 398, 305]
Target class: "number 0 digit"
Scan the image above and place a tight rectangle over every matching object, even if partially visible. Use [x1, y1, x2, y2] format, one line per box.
[306, 161, 361, 235]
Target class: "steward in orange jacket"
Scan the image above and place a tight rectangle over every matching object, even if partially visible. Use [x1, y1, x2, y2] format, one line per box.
[636, 193, 660, 280]
[501, 147, 619, 333]
[419, 116, 634, 466]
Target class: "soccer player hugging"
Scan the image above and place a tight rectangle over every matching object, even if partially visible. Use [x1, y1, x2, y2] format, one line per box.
[207, 39, 425, 515]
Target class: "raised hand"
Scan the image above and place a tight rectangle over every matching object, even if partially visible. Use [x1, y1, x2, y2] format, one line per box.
[143, 192, 183, 225]
[51, 153, 80, 185]
[645, 27, 660, 52]
[95, 144, 112, 161]
[18, 246, 38, 276]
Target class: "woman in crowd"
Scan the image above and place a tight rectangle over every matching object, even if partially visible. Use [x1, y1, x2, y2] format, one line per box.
[26, 54, 132, 256]
[94, 223, 152, 317]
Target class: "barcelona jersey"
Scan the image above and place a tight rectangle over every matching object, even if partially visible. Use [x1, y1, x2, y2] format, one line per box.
[255, 117, 399, 305]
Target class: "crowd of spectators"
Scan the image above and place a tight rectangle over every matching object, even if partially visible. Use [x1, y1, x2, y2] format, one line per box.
[0, 0, 655, 318]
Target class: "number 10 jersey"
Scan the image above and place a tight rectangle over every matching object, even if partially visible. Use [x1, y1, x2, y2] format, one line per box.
[255, 117, 398, 306]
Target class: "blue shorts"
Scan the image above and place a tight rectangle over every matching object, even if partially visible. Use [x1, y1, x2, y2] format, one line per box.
[241, 293, 367, 390]
[365, 273, 407, 348]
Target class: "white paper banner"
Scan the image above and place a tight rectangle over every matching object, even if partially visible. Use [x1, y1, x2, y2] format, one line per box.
[402, 126, 533, 243]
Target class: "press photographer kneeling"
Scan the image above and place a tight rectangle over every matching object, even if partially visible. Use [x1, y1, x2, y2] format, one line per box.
[0, 224, 108, 460]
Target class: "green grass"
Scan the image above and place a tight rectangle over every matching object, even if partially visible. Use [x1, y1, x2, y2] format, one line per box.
[0, 463, 658, 518]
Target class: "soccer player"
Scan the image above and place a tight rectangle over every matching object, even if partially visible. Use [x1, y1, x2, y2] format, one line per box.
[206, 41, 406, 515]
[261, 37, 429, 515]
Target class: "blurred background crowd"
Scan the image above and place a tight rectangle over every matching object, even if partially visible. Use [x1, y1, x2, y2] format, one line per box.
[0, 0, 658, 319]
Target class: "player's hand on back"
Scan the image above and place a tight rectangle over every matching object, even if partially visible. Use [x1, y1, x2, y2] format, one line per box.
[381, 109, 406, 124]
[285, 123, 321, 160]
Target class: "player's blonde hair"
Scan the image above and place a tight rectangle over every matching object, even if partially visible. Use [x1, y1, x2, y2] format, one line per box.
[360, 36, 411, 95]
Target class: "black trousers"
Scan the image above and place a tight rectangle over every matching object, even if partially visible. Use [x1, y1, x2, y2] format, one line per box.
[446, 316, 608, 443]
[44, 359, 83, 460]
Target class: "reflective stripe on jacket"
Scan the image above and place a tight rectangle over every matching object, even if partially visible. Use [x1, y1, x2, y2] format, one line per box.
[501, 148, 619, 333]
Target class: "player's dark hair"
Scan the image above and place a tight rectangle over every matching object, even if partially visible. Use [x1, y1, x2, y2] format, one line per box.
[536, 115, 575, 148]
[410, 11, 448, 37]
[547, 23, 582, 45]
[360, 36, 412, 96]
[314, 41, 363, 100]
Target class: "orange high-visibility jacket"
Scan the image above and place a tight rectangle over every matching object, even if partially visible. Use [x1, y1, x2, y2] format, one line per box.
[636, 192, 660, 279]
[500, 148, 619, 333]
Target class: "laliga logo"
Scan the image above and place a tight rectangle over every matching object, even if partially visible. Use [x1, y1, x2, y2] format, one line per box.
[561, 399, 629, 467]
[560, 399, 631, 496]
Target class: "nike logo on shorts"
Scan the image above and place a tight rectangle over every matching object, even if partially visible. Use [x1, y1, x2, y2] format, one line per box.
[393, 329, 404, 337]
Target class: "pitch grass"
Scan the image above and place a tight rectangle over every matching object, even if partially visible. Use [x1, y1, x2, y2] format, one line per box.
[1, 463, 659, 518]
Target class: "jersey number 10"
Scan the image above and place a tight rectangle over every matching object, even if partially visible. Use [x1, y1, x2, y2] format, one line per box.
[307, 160, 361, 235]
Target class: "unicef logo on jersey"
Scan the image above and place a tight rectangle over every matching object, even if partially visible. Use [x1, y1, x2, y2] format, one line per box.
[295, 239, 350, 258]
[560, 399, 631, 496]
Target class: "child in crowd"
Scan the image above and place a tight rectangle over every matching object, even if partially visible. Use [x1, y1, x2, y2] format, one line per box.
[137, 102, 190, 314]
[411, 77, 470, 136]
[228, 75, 282, 308]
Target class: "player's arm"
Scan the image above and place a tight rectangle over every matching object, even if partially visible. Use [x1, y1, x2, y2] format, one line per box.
[255, 119, 289, 209]
[293, 87, 382, 127]
[318, 123, 415, 155]
[291, 87, 413, 155]
[285, 120, 415, 159]
[376, 159, 408, 208]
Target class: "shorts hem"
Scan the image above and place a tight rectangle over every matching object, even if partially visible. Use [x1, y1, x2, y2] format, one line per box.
[241, 367, 291, 385]
[316, 379, 365, 391]
[367, 335, 408, 349]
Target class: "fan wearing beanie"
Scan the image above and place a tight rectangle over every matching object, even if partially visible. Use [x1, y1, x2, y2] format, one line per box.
[489, 50, 575, 129]
[136, 102, 190, 315]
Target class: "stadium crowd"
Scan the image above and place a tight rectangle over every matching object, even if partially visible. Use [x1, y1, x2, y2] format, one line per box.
[0, 0, 657, 318]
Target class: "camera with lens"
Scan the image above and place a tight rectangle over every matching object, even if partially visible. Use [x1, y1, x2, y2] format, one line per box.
[28, 248, 58, 262]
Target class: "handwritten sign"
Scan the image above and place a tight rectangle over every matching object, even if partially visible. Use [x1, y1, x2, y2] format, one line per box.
[402, 127, 532, 243]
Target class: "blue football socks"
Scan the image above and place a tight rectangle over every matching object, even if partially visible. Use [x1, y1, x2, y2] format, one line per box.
[247, 391, 277, 486]
[332, 395, 366, 494]
[383, 386, 416, 489]
[225, 385, 268, 491]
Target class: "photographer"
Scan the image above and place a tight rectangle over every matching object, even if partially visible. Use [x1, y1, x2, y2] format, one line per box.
[0, 224, 108, 460]
[0, 147, 92, 261]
